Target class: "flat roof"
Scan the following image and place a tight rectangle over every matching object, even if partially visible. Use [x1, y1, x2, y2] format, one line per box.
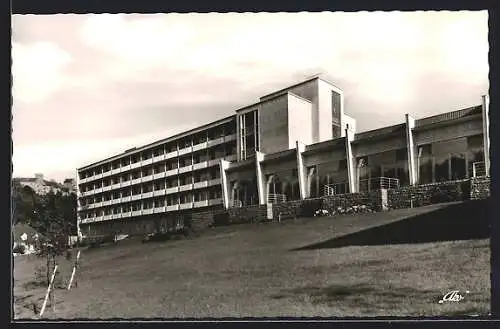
[78, 114, 236, 171]
[259, 75, 342, 101]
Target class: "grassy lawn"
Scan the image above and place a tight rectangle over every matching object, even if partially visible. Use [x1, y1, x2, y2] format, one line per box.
[13, 202, 490, 319]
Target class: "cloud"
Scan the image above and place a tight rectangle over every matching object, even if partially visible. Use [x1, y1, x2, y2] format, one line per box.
[13, 125, 197, 180]
[12, 41, 73, 104]
[11, 11, 489, 181]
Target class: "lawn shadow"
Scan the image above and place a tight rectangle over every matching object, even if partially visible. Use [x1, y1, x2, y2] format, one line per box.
[270, 283, 438, 308]
[293, 199, 490, 251]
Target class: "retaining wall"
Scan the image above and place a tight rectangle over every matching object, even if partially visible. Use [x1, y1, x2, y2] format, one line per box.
[470, 176, 491, 200]
[387, 179, 470, 210]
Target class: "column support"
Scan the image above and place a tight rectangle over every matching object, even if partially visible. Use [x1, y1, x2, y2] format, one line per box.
[482, 94, 490, 176]
[255, 151, 266, 205]
[345, 128, 356, 193]
[405, 114, 418, 185]
[219, 160, 231, 209]
[295, 141, 307, 200]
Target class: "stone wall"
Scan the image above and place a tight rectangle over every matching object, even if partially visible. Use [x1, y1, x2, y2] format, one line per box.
[227, 204, 267, 224]
[470, 176, 491, 200]
[387, 179, 470, 210]
[323, 190, 383, 212]
[271, 198, 323, 220]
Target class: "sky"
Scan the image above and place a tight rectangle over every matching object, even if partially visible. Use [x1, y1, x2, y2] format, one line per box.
[12, 11, 489, 182]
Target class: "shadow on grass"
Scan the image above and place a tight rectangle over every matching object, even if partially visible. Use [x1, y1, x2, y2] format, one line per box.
[293, 200, 490, 251]
[270, 283, 437, 307]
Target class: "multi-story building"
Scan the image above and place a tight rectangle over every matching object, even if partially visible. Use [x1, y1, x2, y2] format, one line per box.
[77, 75, 490, 237]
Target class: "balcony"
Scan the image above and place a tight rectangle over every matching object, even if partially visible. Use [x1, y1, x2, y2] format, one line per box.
[131, 194, 141, 201]
[193, 142, 208, 152]
[166, 205, 179, 211]
[165, 168, 178, 177]
[102, 170, 112, 178]
[143, 208, 154, 215]
[121, 164, 131, 172]
[111, 183, 121, 190]
[102, 185, 113, 192]
[153, 154, 165, 163]
[103, 215, 112, 221]
[165, 150, 178, 159]
[208, 159, 221, 167]
[153, 172, 166, 180]
[178, 147, 192, 156]
[121, 196, 132, 202]
[130, 162, 141, 169]
[193, 161, 208, 170]
[95, 216, 104, 222]
[131, 210, 142, 217]
[209, 198, 223, 206]
[225, 133, 237, 142]
[102, 200, 112, 207]
[95, 187, 103, 194]
[121, 180, 132, 187]
[142, 175, 153, 183]
[193, 181, 209, 189]
[179, 165, 193, 174]
[153, 206, 165, 214]
[153, 189, 166, 196]
[122, 212, 131, 218]
[166, 186, 179, 194]
[142, 191, 154, 199]
[208, 178, 222, 186]
[194, 200, 209, 208]
[142, 158, 153, 166]
[179, 183, 193, 192]
[111, 198, 121, 205]
[131, 178, 142, 185]
[180, 202, 193, 210]
[94, 201, 103, 208]
[207, 137, 225, 147]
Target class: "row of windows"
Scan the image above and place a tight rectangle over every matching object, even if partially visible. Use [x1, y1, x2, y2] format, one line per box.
[80, 190, 223, 218]
[79, 176, 221, 205]
[80, 165, 222, 192]
[79, 126, 237, 179]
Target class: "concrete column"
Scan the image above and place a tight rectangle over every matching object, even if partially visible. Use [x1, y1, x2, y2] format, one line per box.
[255, 151, 266, 205]
[219, 160, 231, 209]
[405, 114, 418, 185]
[295, 141, 307, 200]
[345, 128, 356, 193]
[482, 94, 490, 176]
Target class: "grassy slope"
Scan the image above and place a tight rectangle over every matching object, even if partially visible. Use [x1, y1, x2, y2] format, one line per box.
[13, 203, 490, 319]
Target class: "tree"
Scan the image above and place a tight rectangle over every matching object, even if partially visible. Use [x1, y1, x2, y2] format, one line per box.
[12, 183, 77, 286]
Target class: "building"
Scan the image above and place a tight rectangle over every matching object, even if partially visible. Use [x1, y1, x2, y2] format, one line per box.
[76, 76, 490, 237]
[14, 173, 66, 195]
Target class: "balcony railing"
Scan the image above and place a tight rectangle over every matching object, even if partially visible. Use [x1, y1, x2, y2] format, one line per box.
[472, 161, 487, 177]
[358, 177, 400, 193]
[267, 193, 287, 204]
[230, 199, 243, 208]
[323, 182, 348, 196]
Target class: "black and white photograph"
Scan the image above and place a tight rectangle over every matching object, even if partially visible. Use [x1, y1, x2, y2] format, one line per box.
[11, 10, 491, 319]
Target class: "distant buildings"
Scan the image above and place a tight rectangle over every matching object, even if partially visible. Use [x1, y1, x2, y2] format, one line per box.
[14, 174, 77, 195]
